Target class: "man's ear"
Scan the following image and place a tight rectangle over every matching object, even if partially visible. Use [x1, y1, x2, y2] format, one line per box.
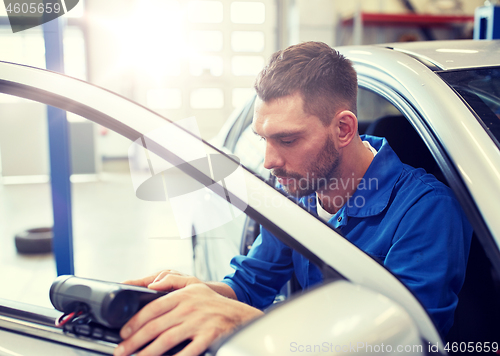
[334, 110, 358, 148]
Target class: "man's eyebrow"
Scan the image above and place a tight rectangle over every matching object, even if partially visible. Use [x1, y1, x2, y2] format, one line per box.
[268, 130, 304, 139]
[252, 128, 304, 138]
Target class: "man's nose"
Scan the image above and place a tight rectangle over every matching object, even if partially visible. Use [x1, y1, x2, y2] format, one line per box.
[263, 142, 284, 170]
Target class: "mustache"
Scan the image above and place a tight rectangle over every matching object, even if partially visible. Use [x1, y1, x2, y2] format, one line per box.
[271, 169, 302, 180]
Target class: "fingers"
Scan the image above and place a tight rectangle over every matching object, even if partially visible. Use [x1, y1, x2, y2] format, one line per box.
[144, 328, 215, 356]
[117, 318, 179, 356]
[132, 314, 218, 356]
[114, 283, 244, 356]
[135, 323, 193, 356]
[120, 294, 179, 340]
[150, 270, 186, 284]
[119, 324, 213, 356]
[122, 270, 184, 288]
[115, 298, 180, 356]
[148, 274, 201, 292]
[122, 275, 156, 287]
[174, 334, 214, 356]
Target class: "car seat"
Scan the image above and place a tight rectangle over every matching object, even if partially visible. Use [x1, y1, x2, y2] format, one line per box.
[364, 114, 446, 184]
[365, 114, 500, 351]
[446, 234, 500, 353]
[357, 121, 371, 135]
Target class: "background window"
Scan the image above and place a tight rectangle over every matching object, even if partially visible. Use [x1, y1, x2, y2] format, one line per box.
[188, 1, 224, 23]
[189, 30, 224, 52]
[232, 55, 265, 76]
[231, 1, 265, 24]
[191, 88, 224, 109]
[190, 55, 224, 76]
[231, 31, 264, 52]
[147, 88, 183, 109]
[63, 27, 87, 80]
[0, 28, 46, 68]
[232, 88, 255, 108]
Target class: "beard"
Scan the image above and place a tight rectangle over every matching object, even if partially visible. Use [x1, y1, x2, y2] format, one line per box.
[271, 134, 340, 198]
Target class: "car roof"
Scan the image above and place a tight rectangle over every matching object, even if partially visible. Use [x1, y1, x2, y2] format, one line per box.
[377, 39, 500, 71]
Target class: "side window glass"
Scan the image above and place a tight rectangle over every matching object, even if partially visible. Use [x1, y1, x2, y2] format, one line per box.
[358, 86, 446, 184]
[439, 68, 500, 150]
[220, 95, 268, 178]
[223, 97, 255, 152]
[357, 87, 400, 133]
[233, 123, 267, 178]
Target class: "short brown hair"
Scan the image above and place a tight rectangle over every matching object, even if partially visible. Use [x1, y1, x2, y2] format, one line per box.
[254, 41, 358, 125]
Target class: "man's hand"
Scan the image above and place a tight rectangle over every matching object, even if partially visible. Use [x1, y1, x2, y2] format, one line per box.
[113, 284, 263, 356]
[124, 269, 238, 299]
[122, 269, 194, 290]
[114, 273, 263, 356]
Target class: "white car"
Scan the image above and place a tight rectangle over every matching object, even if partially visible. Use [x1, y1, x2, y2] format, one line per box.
[0, 39, 499, 356]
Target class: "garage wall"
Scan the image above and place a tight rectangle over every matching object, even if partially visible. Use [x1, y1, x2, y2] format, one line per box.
[0, 101, 49, 177]
[0, 22, 94, 179]
[286, 0, 486, 129]
[295, 0, 485, 46]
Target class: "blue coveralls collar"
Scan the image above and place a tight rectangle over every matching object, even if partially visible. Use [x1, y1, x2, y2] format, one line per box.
[300, 135, 404, 220]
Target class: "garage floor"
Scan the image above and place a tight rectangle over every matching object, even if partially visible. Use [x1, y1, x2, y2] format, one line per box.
[0, 169, 193, 309]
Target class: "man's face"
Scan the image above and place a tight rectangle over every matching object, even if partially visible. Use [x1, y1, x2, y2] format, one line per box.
[252, 93, 341, 198]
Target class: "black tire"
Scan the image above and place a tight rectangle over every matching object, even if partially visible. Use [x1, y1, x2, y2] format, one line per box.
[15, 227, 53, 254]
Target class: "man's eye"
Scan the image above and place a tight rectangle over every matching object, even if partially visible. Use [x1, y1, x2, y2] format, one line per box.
[281, 139, 296, 146]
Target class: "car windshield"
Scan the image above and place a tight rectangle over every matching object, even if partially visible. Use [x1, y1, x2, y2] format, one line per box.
[438, 67, 500, 150]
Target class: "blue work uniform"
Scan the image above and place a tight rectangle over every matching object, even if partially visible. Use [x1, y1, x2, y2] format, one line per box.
[222, 135, 472, 336]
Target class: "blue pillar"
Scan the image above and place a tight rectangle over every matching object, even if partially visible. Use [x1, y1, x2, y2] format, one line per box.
[474, 5, 500, 40]
[43, 16, 74, 276]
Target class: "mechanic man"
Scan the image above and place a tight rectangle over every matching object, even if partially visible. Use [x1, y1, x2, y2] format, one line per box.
[114, 42, 472, 356]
